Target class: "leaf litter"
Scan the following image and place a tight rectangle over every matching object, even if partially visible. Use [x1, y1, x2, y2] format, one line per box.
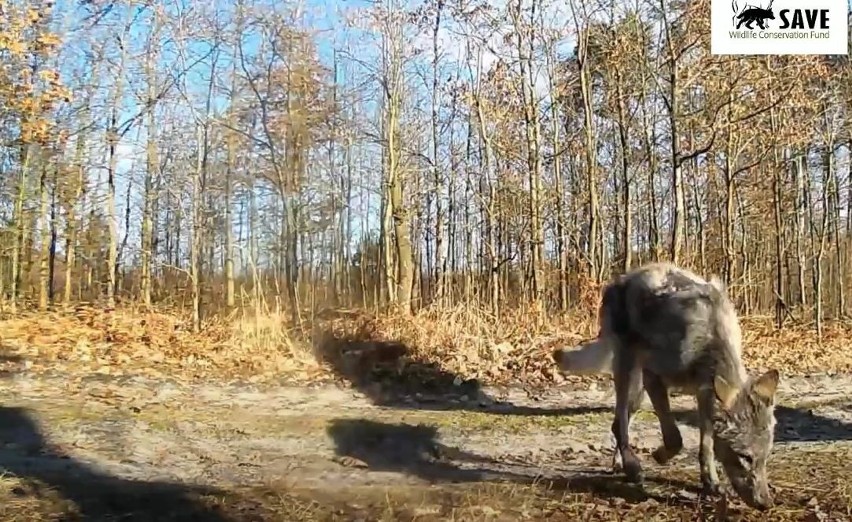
[0, 305, 851, 519]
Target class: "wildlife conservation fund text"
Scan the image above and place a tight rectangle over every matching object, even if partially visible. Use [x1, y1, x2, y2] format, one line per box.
[728, 29, 831, 39]
[711, 0, 847, 55]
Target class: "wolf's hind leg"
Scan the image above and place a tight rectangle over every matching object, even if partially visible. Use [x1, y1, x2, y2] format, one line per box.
[643, 370, 683, 465]
[611, 351, 644, 483]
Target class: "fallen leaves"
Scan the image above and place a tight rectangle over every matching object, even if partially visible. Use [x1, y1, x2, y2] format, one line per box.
[333, 455, 369, 469]
[0, 304, 323, 384]
[310, 304, 852, 392]
[0, 304, 850, 388]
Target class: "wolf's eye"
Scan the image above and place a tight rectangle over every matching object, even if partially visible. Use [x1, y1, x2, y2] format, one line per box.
[739, 454, 754, 466]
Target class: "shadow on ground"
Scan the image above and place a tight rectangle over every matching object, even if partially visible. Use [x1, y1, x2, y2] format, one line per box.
[0, 406, 229, 521]
[670, 403, 852, 443]
[312, 327, 609, 417]
[314, 327, 852, 444]
[327, 417, 704, 506]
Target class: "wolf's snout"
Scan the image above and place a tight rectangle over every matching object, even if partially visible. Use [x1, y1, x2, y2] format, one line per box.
[752, 489, 774, 511]
[737, 483, 774, 512]
[752, 495, 773, 512]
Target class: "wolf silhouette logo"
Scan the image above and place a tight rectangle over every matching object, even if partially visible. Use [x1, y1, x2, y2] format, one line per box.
[732, 0, 775, 29]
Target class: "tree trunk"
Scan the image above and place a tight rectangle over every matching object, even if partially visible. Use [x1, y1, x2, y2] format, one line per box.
[795, 153, 807, 306]
[224, 59, 238, 310]
[38, 165, 50, 311]
[615, 73, 632, 272]
[191, 123, 203, 332]
[105, 17, 131, 307]
[10, 145, 32, 311]
[578, 27, 600, 280]
[431, 0, 446, 306]
[547, 42, 568, 307]
[384, 1, 412, 314]
[48, 165, 58, 303]
[64, 97, 91, 305]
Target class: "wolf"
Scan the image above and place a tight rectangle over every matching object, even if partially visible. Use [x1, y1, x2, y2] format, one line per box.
[552, 262, 779, 511]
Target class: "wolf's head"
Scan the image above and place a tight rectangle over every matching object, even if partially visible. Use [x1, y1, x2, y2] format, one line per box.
[712, 369, 780, 511]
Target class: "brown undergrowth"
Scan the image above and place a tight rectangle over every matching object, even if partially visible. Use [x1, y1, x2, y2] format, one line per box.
[0, 301, 851, 386]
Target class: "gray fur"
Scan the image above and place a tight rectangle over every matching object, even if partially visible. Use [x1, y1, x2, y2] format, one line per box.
[552, 262, 779, 511]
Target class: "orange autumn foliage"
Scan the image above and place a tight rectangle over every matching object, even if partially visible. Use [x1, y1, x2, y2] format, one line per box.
[0, 0, 69, 146]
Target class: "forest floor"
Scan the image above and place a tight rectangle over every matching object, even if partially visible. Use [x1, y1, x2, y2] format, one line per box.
[1, 305, 852, 520]
[1, 368, 852, 521]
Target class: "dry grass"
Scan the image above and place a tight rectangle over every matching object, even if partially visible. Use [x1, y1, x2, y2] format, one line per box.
[312, 305, 852, 389]
[0, 302, 851, 386]
[0, 304, 325, 383]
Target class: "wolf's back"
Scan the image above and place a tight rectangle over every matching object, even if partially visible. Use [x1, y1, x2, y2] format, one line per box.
[553, 263, 725, 377]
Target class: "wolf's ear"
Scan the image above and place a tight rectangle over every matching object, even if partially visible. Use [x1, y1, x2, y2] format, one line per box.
[714, 374, 739, 410]
[751, 369, 780, 404]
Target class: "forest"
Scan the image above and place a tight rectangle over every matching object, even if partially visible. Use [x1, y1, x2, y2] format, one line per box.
[2, 1, 852, 520]
[2, 0, 852, 365]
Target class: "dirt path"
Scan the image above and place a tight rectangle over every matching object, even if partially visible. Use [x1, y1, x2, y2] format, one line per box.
[1, 371, 851, 521]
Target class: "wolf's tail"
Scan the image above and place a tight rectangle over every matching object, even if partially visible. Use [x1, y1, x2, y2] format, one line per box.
[552, 338, 615, 376]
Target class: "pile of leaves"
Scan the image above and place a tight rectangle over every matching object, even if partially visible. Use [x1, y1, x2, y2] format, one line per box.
[0, 304, 324, 383]
[311, 305, 852, 390]
[1, 303, 851, 386]
[739, 317, 852, 375]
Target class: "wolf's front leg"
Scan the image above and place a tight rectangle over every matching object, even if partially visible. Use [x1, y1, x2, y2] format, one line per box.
[610, 413, 635, 471]
[697, 388, 721, 495]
